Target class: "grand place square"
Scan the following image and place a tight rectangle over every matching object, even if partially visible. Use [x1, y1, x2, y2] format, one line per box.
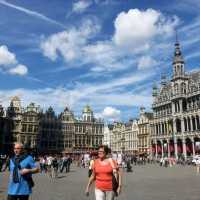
[0, 1, 200, 200]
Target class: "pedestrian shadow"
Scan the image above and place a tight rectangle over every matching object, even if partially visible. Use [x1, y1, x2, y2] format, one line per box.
[57, 175, 66, 179]
[69, 170, 76, 172]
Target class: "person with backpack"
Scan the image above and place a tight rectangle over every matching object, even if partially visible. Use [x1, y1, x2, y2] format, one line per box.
[85, 145, 122, 200]
[7, 142, 39, 200]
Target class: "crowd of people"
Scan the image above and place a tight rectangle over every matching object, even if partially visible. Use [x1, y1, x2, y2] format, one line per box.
[1, 144, 200, 200]
[38, 155, 72, 178]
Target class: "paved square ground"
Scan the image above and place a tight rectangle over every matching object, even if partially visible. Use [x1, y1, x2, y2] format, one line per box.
[1, 164, 200, 200]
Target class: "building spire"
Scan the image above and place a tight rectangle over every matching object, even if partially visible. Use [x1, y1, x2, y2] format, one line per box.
[172, 31, 185, 78]
[173, 31, 184, 63]
[175, 29, 178, 44]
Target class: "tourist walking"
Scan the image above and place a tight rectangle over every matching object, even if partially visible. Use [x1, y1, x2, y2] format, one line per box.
[51, 156, 59, 178]
[196, 155, 200, 174]
[46, 155, 53, 177]
[65, 155, 72, 173]
[7, 142, 39, 200]
[85, 145, 122, 200]
[60, 155, 67, 173]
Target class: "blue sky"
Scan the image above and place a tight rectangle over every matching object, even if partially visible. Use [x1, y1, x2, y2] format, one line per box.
[0, 0, 200, 122]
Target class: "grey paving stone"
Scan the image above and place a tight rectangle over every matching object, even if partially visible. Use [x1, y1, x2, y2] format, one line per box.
[0, 164, 200, 200]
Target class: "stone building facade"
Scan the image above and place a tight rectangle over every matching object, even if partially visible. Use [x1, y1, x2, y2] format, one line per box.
[111, 119, 140, 154]
[21, 103, 41, 151]
[39, 107, 62, 153]
[124, 119, 139, 154]
[0, 97, 104, 154]
[103, 124, 114, 148]
[138, 107, 153, 155]
[112, 122, 124, 153]
[151, 40, 200, 159]
[61, 106, 104, 153]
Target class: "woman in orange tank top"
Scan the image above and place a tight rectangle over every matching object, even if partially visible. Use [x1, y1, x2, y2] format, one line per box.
[85, 145, 122, 200]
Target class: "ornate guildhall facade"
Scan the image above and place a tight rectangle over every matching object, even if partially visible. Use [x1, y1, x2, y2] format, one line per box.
[151, 39, 200, 159]
[0, 98, 104, 154]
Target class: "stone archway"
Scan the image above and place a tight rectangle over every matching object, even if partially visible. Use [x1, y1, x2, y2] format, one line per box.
[176, 118, 182, 133]
[157, 140, 162, 157]
[185, 138, 193, 156]
[192, 116, 196, 131]
[194, 137, 200, 154]
[151, 140, 156, 156]
[177, 138, 183, 157]
[183, 118, 187, 132]
[169, 139, 175, 157]
[196, 115, 200, 130]
[187, 117, 191, 131]
[163, 139, 168, 157]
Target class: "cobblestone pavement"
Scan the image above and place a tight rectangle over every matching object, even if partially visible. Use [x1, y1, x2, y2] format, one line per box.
[1, 164, 200, 200]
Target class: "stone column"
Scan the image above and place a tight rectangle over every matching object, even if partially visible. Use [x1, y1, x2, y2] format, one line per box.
[167, 140, 170, 158]
[160, 123, 162, 135]
[190, 116, 193, 131]
[155, 140, 158, 159]
[195, 116, 198, 131]
[192, 138, 195, 157]
[161, 141, 164, 158]
[166, 121, 169, 135]
[187, 118, 190, 131]
[182, 138, 187, 159]
[179, 99, 183, 113]
[158, 124, 160, 135]
[155, 124, 157, 136]
[181, 118, 185, 134]
[164, 122, 167, 135]
[174, 138, 178, 159]
[173, 119, 177, 134]
[195, 116, 199, 130]
[172, 102, 176, 114]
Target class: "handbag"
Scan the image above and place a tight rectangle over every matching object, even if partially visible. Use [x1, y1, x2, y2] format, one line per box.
[109, 159, 119, 196]
[112, 172, 119, 196]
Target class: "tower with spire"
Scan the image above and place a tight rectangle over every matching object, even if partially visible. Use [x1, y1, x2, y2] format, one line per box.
[172, 32, 185, 79]
[82, 105, 94, 122]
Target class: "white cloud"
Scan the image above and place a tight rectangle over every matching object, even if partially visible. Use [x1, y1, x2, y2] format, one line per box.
[41, 9, 179, 73]
[8, 64, 28, 76]
[0, 45, 17, 66]
[0, 45, 28, 76]
[113, 9, 179, 51]
[138, 56, 158, 70]
[102, 106, 121, 120]
[83, 41, 124, 71]
[40, 19, 100, 62]
[72, 0, 92, 13]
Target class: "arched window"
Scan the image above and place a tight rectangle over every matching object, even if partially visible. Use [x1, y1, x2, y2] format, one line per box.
[174, 83, 179, 94]
[184, 118, 187, 132]
[192, 116, 196, 131]
[176, 118, 182, 133]
[181, 82, 186, 94]
[196, 115, 200, 130]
